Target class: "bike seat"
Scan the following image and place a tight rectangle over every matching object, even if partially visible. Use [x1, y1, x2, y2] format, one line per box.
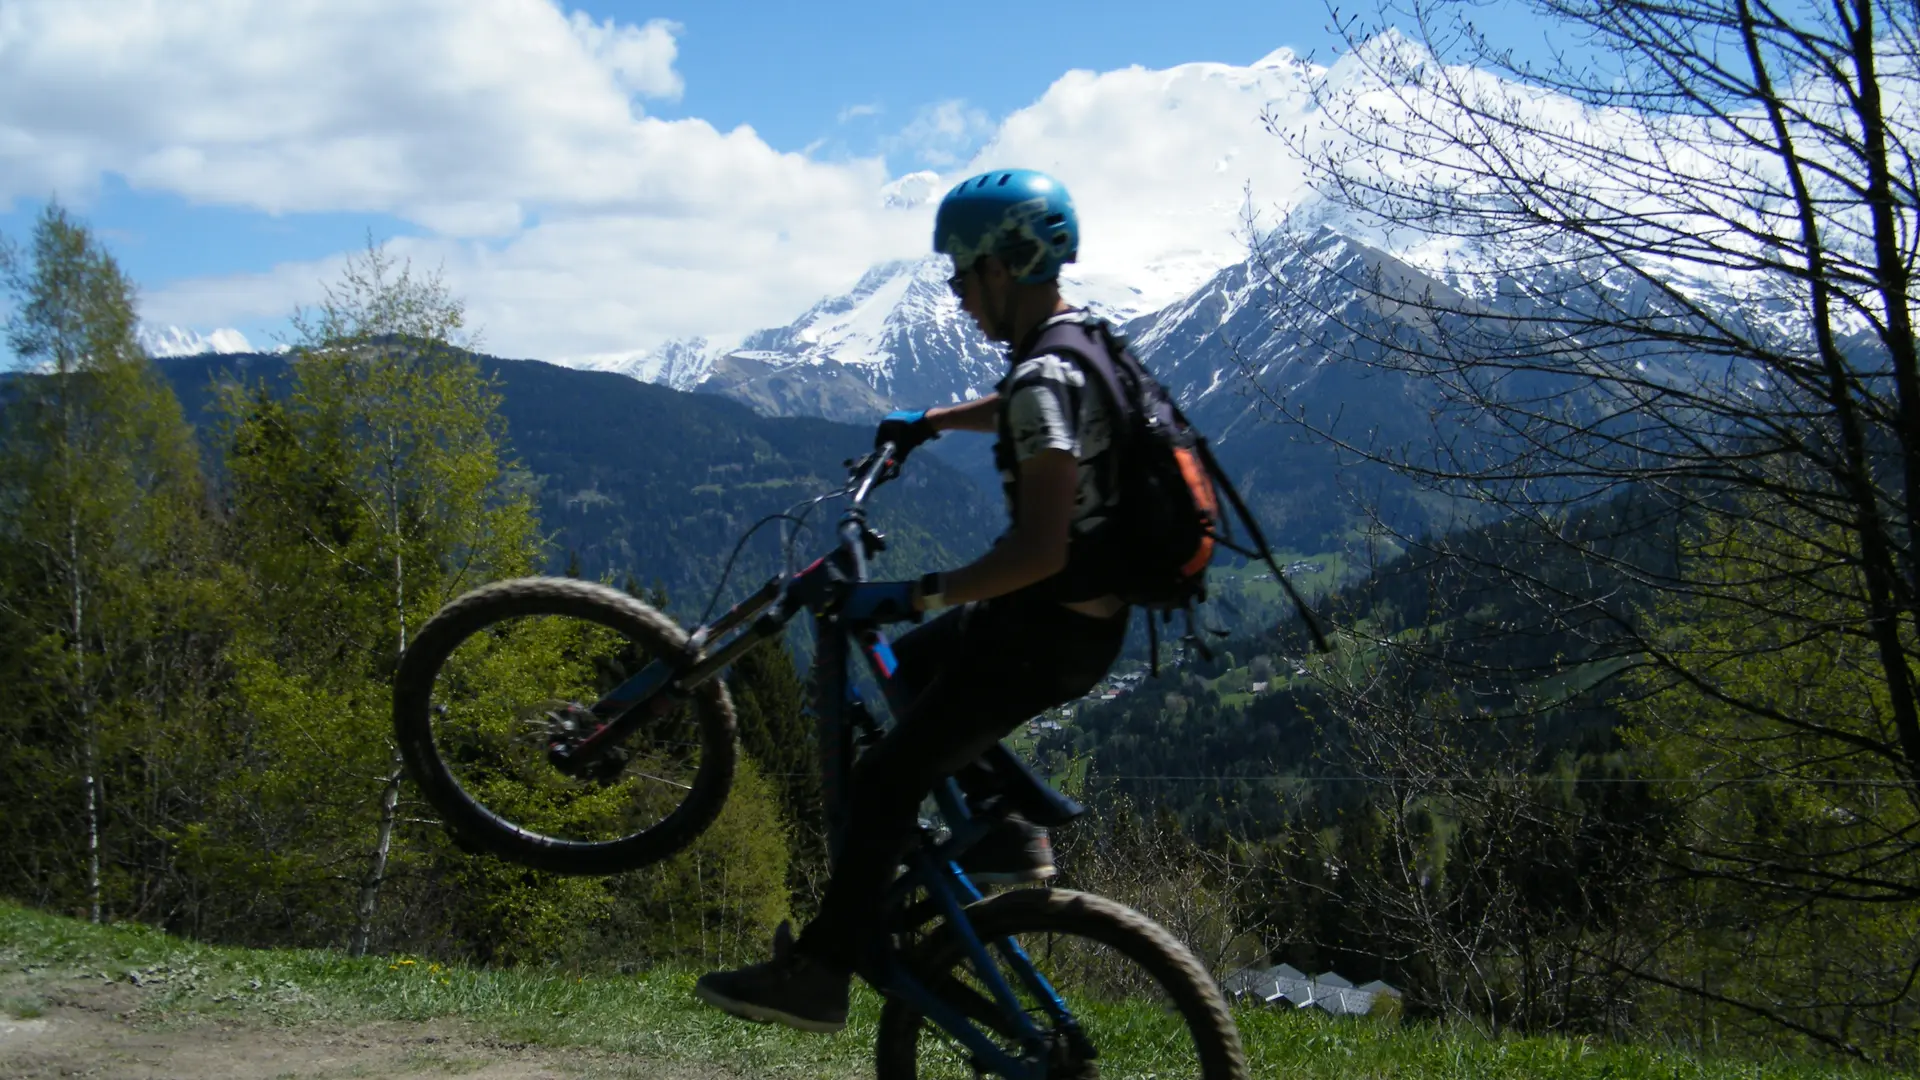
[976, 743, 1084, 828]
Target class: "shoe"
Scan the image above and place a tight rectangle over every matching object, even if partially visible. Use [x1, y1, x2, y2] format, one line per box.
[957, 815, 1057, 885]
[693, 921, 849, 1033]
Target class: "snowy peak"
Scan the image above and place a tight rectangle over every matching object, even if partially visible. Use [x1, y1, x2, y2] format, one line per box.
[717, 256, 1004, 411]
[565, 336, 715, 390]
[138, 325, 254, 358]
[737, 258, 933, 366]
[881, 170, 943, 209]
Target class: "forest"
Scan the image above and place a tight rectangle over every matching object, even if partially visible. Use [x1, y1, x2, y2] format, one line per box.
[8, 0, 1920, 1069]
[0, 212, 889, 981]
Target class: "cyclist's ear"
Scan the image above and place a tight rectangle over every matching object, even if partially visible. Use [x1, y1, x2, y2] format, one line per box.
[973, 255, 1012, 289]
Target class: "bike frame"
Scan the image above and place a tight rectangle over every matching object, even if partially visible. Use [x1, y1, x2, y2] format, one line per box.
[570, 446, 1082, 1079]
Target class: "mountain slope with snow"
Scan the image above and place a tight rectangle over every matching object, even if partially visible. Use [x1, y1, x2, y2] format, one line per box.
[138, 325, 255, 358]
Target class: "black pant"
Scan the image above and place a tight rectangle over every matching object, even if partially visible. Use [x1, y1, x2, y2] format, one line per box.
[795, 594, 1128, 972]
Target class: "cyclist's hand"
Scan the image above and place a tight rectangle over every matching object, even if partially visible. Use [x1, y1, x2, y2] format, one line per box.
[837, 580, 922, 624]
[875, 409, 938, 456]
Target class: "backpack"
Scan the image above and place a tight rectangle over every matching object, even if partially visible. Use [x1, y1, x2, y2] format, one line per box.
[1003, 315, 1329, 665]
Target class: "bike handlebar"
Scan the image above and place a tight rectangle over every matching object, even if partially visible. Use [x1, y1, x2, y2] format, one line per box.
[849, 441, 898, 506]
[674, 442, 908, 687]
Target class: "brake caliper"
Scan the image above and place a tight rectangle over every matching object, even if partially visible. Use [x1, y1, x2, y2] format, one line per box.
[545, 704, 631, 783]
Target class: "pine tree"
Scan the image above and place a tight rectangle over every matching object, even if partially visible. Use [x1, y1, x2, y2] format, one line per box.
[726, 642, 825, 908]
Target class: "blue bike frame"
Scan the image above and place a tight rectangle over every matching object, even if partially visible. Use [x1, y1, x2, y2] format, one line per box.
[568, 445, 1082, 1079]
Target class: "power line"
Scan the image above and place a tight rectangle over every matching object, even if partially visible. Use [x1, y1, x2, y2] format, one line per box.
[1052, 775, 1910, 786]
[752, 771, 1910, 786]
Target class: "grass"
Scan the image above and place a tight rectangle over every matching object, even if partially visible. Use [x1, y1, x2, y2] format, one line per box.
[0, 900, 1893, 1080]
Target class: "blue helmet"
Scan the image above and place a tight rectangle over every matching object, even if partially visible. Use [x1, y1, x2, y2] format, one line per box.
[933, 169, 1079, 285]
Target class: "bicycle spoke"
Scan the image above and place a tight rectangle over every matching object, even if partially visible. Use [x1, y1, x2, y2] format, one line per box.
[427, 612, 706, 846]
[878, 892, 1238, 1080]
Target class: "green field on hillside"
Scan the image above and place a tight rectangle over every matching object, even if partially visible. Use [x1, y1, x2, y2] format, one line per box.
[0, 901, 1889, 1080]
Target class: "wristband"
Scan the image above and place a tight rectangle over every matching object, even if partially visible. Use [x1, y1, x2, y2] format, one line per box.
[917, 572, 950, 612]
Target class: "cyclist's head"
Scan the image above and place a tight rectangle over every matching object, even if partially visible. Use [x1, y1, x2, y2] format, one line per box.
[933, 169, 1079, 286]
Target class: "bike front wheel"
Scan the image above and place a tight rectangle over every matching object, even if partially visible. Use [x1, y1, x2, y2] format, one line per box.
[393, 577, 736, 875]
[875, 888, 1248, 1080]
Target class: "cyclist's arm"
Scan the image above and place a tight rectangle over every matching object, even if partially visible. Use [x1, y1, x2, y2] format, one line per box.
[926, 393, 1000, 433]
[921, 448, 1075, 608]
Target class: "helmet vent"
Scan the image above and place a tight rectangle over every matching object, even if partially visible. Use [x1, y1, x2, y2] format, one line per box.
[997, 173, 1011, 185]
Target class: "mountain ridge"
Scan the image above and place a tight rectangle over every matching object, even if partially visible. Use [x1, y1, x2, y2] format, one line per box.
[153, 351, 1004, 616]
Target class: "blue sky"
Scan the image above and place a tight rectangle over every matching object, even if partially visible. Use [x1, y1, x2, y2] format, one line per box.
[0, 0, 1563, 364]
[631, 0, 1361, 155]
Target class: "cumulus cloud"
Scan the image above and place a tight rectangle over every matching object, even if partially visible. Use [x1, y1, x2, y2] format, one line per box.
[567, 12, 684, 99]
[0, 0, 882, 226]
[4, 1, 1427, 359]
[887, 100, 997, 169]
[963, 48, 1329, 309]
[3, 0, 927, 356]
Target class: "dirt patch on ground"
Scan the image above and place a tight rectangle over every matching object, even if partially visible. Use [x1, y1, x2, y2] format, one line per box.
[0, 975, 741, 1080]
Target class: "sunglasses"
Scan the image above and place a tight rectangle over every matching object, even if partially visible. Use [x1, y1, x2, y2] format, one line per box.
[946, 266, 970, 298]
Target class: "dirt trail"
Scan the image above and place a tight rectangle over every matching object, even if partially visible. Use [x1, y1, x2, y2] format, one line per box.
[0, 975, 738, 1080]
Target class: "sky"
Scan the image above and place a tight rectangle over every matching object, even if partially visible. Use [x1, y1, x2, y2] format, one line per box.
[0, 0, 1567, 366]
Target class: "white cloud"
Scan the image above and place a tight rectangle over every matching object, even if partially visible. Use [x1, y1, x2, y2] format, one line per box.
[887, 100, 996, 168]
[0, 0, 866, 224]
[962, 48, 1328, 309]
[4, 0, 927, 357]
[567, 12, 684, 100]
[837, 103, 883, 123]
[4, 1, 1425, 360]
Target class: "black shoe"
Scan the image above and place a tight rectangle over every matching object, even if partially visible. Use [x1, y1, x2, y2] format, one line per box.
[694, 921, 849, 1033]
[957, 815, 1057, 885]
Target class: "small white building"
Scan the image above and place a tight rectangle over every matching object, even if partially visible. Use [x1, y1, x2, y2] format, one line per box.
[1221, 963, 1402, 1018]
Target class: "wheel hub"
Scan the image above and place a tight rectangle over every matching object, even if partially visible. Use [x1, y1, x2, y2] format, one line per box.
[544, 703, 631, 782]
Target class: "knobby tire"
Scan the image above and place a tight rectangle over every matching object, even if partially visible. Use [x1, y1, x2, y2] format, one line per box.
[874, 888, 1248, 1080]
[393, 577, 736, 875]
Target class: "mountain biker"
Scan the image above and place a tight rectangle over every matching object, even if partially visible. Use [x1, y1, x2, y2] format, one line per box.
[694, 168, 1131, 1032]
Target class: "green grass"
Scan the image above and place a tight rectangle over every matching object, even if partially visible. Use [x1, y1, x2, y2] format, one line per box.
[0, 901, 875, 1078]
[1208, 551, 1350, 605]
[0, 901, 1889, 1080]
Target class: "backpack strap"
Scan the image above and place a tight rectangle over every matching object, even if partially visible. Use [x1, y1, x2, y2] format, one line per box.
[1026, 317, 1137, 430]
[1189, 433, 1332, 654]
[1021, 314, 1333, 654]
[1024, 316, 1137, 522]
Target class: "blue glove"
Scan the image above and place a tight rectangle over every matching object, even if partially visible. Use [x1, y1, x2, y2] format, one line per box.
[875, 409, 938, 454]
[838, 580, 921, 624]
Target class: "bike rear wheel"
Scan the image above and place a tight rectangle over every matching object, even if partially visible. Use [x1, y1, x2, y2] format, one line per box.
[875, 889, 1247, 1080]
[393, 577, 736, 875]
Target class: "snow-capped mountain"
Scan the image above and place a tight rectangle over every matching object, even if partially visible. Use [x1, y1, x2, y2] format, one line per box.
[684, 256, 1175, 423]
[697, 258, 1003, 422]
[562, 336, 714, 391]
[1118, 228, 1456, 434]
[139, 325, 254, 358]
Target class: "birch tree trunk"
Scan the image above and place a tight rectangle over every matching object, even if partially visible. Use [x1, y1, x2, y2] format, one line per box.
[350, 483, 408, 959]
[352, 746, 406, 957]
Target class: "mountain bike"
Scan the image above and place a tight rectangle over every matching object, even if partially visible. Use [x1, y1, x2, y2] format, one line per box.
[392, 444, 1249, 1079]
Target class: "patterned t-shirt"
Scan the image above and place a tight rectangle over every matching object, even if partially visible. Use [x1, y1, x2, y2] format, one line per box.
[996, 317, 1123, 549]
